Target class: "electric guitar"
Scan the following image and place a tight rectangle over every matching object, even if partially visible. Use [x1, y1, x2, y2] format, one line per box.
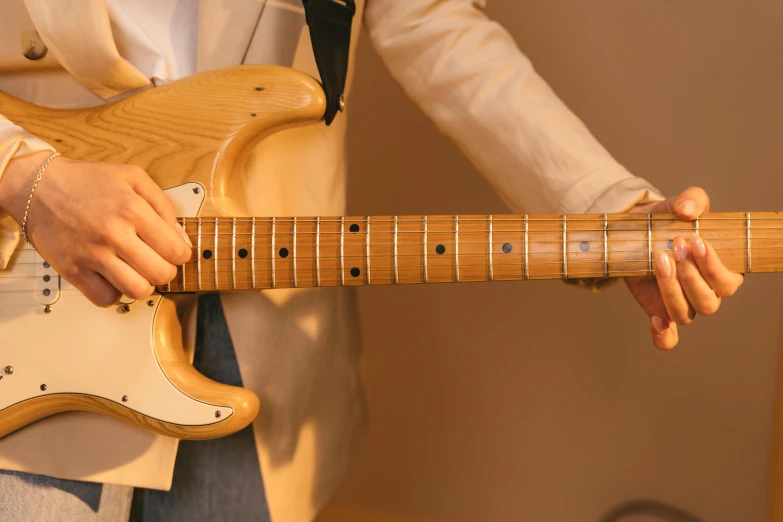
[0, 65, 779, 441]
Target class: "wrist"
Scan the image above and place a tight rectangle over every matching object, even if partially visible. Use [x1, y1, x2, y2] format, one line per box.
[0, 150, 55, 224]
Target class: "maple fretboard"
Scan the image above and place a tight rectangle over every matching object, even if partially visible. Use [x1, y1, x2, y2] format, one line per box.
[160, 212, 783, 292]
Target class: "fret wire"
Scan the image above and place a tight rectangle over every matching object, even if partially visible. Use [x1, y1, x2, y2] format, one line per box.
[647, 213, 653, 276]
[143, 250, 783, 280]
[340, 217, 345, 286]
[251, 217, 256, 289]
[162, 249, 773, 288]
[316, 217, 321, 287]
[182, 225, 766, 236]
[176, 216, 772, 224]
[366, 216, 371, 285]
[180, 218, 186, 291]
[604, 214, 609, 277]
[393, 216, 399, 284]
[424, 216, 429, 283]
[561, 214, 567, 279]
[214, 217, 219, 289]
[231, 217, 237, 290]
[197, 218, 202, 291]
[695, 217, 700, 233]
[524, 215, 529, 280]
[747, 212, 752, 272]
[293, 217, 298, 288]
[271, 217, 276, 289]
[488, 214, 494, 282]
[169, 247, 766, 264]
[455, 215, 460, 283]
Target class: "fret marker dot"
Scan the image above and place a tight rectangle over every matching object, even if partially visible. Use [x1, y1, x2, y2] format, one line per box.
[502, 243, 513, 254]
[279, 248, 289, 258]
[350, 224, 360, 233]
[202, 249, 212, 259]
[350, 267, 361, 277]
[579, 241, 590, 252]
[238, 248, 248, 259]
[668, 240, 673, 249]
[435, 244, 446, 255]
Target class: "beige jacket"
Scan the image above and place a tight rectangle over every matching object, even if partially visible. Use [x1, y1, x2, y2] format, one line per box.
[0, 1, 664, 521]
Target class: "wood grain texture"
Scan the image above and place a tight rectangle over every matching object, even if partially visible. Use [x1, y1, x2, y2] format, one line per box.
[0, 65, 322, 440]
[0, 64, 327, 217]
[0, 298, 260, 440]
[164, 212, 783, 292]
[151, 297, 260, 439]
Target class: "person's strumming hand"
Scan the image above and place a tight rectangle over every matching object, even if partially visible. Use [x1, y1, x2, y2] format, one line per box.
[0, 151, 192, 307]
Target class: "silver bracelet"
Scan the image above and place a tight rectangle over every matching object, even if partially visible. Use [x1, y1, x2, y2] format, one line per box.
[21, 151, 61, 244]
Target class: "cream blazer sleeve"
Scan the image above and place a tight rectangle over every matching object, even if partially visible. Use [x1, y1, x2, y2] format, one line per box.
[0, 115, 56, 268]
[364, 0, 665, 214]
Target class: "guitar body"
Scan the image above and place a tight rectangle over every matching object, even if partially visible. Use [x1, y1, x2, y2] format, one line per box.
[0, 65, 327, 440]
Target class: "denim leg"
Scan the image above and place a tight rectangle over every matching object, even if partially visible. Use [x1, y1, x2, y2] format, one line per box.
[0, 470, 132, 522]
[130, 293, 271, 522]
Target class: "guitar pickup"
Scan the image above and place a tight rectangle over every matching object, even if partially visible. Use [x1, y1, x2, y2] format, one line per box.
[34, 255, 60, 306]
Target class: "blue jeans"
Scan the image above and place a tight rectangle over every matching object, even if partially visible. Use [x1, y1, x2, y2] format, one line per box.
[0, 294, 271, 522]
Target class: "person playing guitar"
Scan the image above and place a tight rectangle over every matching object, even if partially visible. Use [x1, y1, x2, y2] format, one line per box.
[0, 1, 744, 522]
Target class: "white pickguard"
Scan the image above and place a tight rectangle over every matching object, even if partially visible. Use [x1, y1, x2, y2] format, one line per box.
[0, 182, 234, 427]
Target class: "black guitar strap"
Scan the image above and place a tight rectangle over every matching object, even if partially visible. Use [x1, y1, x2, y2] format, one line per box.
[302, 0, 356, 125]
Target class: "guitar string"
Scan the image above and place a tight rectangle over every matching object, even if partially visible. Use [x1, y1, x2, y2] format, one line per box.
[8, 232, 774, 260]
[0, 254, 769, 289]
[0, 266, 762, 293]
[171, 216, 781, 223]
[159, 226, 776, 234]
[5, 245, 776, 270]
[0, 252, 764, 278]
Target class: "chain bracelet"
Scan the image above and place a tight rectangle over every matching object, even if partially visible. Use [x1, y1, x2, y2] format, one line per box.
[21, 151, 61, 244]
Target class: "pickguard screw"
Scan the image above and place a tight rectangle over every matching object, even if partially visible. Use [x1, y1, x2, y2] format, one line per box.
[193, 187, 200, 194]
[215, 411, 221, 418]
[4, 366, 13, 375]
[44, 306, 51, 314]
[122, 395, 128, 403]
[122, 304, 131, 313]
[147, 300, 154, 307]
[40, 384, 47, 391]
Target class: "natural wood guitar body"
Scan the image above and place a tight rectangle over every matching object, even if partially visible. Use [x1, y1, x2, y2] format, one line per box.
[1, 64, 782, 444]
[0, 64, 327, 217]
[0, 65, 327, 440]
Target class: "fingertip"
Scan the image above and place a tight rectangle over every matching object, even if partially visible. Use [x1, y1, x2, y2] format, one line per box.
[689, 233, 707, 259]
[651, 316, 678, 350]
[652, 315, 668, 334]
[178, 245, 193, 265]
[674, 187, 710, 218]
[672, 236, 690, 263]
[674, 199, 696, 218]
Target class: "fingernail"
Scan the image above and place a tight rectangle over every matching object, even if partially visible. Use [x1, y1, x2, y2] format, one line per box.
[176, 223, 192, 246]
[677, 199, 696, 216]
[652, 316, 669, 334]
[655, 251, 672, 278]
[673, 240, 689, 262]
[691, 234, 706, 258]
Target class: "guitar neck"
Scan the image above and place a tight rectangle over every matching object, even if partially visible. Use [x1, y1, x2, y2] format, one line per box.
[161, 212, 783, 292]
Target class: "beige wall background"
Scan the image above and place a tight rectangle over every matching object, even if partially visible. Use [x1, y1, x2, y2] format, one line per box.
[327, 1, 783, 521]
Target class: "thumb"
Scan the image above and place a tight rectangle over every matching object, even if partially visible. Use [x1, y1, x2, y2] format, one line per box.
[653, 187, 710, 220]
